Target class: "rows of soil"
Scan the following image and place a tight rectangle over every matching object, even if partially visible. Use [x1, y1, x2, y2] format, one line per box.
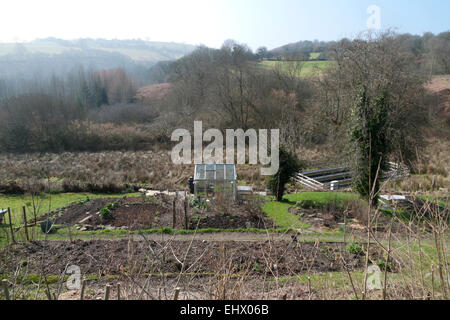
[44, 196, 173, 230]
[289, 206, 345, 230]
[42, 195, 273, 231]
[1, 240, 372, 277]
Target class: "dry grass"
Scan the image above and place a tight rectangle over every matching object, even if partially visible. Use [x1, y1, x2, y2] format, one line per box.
[0, 151, 192, 194]
[0, 151, 270, 194]
[417, 137, 450, 177]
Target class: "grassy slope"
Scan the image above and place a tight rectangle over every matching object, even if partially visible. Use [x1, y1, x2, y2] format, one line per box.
[259, 60, 335, 77]
[0, 41, 72, 55]
[0, 40, 195, 62]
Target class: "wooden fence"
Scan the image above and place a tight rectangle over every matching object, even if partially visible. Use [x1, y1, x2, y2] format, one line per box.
[294, 162, 410, 191]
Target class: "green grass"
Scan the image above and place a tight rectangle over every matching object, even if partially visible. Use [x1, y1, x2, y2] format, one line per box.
[309, 52, 321, 59]
[260, 60, 335, 77]
[284, 192, 360, 205]
[0, 192, 140, 225]
[262, 201, 310, 229]
[262, 192, 362, 230]
[418, 195, 449, 208]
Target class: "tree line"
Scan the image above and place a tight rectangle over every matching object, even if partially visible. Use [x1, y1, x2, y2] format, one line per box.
[0, 30, 445, 181]
[0, 67, 154, 152]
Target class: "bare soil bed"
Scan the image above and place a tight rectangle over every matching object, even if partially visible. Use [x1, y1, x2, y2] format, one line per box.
[42, 195, 273, 231]
[289, 206, 345, 230]
[57, 276, 314, 300]
[43, 196, 173, 230]
[1, 239, 371, 277]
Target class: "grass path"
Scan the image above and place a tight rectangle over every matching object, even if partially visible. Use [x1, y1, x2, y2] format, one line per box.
[262, 201, 310, 229]
[262, 192, 361, 230]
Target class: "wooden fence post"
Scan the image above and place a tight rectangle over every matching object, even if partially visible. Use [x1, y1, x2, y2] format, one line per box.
[184, 197, 189, 230]
[22, 206, 29, 242]
[80, 280, 86, 300]
[2, 279, 10, 300]
[173, 287, 180, 300]
[104, 284, 111, 300]
[7, 208, 15, 243]
[117, 283, 121, 300]
[172, 197, 176, 229]
[67, 224, 73, 243]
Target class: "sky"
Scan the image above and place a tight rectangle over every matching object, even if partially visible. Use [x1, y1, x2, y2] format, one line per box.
[1, 0, 449, 50]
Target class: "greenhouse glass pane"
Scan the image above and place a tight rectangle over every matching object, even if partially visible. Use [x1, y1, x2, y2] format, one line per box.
[205, 164, 215, 180]
[206, 170, 214, 180]
[225, 164, 235, 180]
[195, 164, 206, 180]
[216, 164, 225, 180]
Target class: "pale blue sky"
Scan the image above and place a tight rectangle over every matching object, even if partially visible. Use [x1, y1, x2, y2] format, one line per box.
[1, 0, 449, 50]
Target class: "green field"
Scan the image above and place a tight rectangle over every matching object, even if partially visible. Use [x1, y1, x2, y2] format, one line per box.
[260, 60, 335, 77]
[0, 39, 195, 63]
[309, 52, 321, 59]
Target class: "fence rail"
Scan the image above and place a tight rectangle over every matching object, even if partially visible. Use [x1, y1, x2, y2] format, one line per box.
[293, 173, 326, 191]
[295, 162, 410, 191]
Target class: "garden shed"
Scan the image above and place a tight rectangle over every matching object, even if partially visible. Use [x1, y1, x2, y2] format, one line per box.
[193, 164, 237, 200]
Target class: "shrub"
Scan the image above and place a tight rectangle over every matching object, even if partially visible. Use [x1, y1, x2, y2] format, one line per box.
[106, 202, 119, 210]
[78, 197, 90, 206]
[267, 147, 304, 202]
[296, 200, 319, 209]
[40, 220, 55, 234]
[346, 243, 363, 255]
[252, 262, 261, 272]
[122, 187, 135, 194]
[162, 227, 174, 234]
[189, 197, 207, 210]
[376, 259, 394, 272]
[100, 207, 112, 220]
[350, 88, 390, 207]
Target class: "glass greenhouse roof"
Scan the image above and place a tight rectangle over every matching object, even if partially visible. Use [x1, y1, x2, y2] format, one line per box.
[194, 164, 237, 181]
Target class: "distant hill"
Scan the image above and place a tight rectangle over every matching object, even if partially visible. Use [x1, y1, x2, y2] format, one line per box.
[270, 40, 333, 59]
[0, 38, 196, 62]
[0, 38, 196, 82]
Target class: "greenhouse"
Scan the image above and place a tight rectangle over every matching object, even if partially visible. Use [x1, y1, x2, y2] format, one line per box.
[193, 164, 237, 200]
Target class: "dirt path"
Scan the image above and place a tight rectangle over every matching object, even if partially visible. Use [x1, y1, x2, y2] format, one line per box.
[45, 230, 348, 243]
[129, 231, 344, 242]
